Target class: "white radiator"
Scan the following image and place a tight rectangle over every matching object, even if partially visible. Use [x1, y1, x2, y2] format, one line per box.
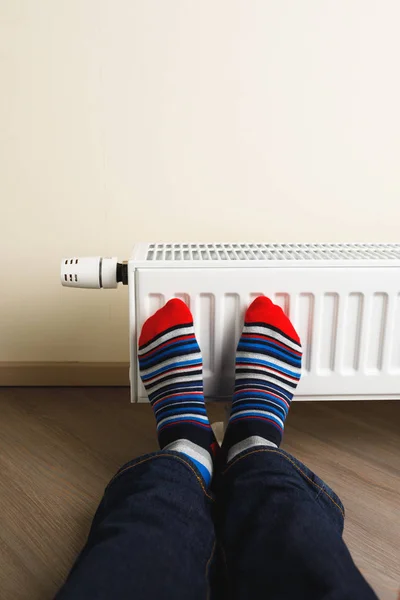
[61, 242, 400, 402]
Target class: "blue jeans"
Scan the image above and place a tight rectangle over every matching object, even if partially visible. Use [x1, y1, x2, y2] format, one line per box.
[55, 448, 377, 599]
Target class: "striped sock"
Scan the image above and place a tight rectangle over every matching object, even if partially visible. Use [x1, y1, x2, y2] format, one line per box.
[138, 299, 217, 486]
[222, 296, 302, 463]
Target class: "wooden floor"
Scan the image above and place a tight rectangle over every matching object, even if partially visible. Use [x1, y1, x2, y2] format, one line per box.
[0, 389, 399, 600]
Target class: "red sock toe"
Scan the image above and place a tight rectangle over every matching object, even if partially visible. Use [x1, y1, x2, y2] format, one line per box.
[245, 295, 300, 344]
[139, 299, 193, 347]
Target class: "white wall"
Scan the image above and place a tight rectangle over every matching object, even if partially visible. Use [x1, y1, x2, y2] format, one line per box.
[1, 0, 400, 364]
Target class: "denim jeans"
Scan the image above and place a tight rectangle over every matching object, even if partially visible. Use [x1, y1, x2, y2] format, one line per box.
[55, 448, 377, 600]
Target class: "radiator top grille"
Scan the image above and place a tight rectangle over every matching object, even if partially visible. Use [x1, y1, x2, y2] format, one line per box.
[145, 243, 400, 262]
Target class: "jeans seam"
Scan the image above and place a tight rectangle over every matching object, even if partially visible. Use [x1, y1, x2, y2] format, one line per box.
[222, 448, 345, 519]
[108, 453, 214, 501]
[205, 540, 216, 600]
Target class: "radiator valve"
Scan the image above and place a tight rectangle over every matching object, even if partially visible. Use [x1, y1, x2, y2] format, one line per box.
[60, 257, 128, 288]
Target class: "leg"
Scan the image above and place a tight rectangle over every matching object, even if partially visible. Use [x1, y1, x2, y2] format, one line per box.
[56, 452, 216, 599]
[56, 299, 219, 599]
[217, 296, 377, 599]
[216, 448, 377, 600]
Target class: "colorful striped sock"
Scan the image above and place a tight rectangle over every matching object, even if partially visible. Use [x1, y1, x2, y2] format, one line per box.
[138, 299, 217, 486]
[222, 296, 302, 463]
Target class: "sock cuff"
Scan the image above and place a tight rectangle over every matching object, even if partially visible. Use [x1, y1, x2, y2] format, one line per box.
[226, 435, 277, 463]
[164, 439, 213, 485]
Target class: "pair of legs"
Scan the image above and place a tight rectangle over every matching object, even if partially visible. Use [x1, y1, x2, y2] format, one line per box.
[56, 297, 377, 599]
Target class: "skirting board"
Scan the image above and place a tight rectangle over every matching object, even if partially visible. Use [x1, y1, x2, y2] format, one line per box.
[0, 362, 130, 386]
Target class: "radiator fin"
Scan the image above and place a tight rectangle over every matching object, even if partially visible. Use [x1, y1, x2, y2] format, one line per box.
[221, 294, 240, 382]
[196, 294, 215, 377]
[318, 293, 339, 374]
[294, 293, 314, 374]
[389, 295, 400, 374]
[342, 293, 364, 373]
[366, 293, 388, 373]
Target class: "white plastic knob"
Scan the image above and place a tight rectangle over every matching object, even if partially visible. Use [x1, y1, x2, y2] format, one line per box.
[61, 257, 118, 288]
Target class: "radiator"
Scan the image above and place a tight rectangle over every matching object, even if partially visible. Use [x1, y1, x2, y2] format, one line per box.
[61, 242, 400, 402]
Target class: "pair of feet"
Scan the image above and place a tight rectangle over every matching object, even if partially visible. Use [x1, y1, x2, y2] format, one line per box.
[138, 296, 302, 486]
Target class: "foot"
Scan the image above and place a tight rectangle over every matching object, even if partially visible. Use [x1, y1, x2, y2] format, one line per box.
[222, 296, 302, 462]
[138, 299, 217, 485]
